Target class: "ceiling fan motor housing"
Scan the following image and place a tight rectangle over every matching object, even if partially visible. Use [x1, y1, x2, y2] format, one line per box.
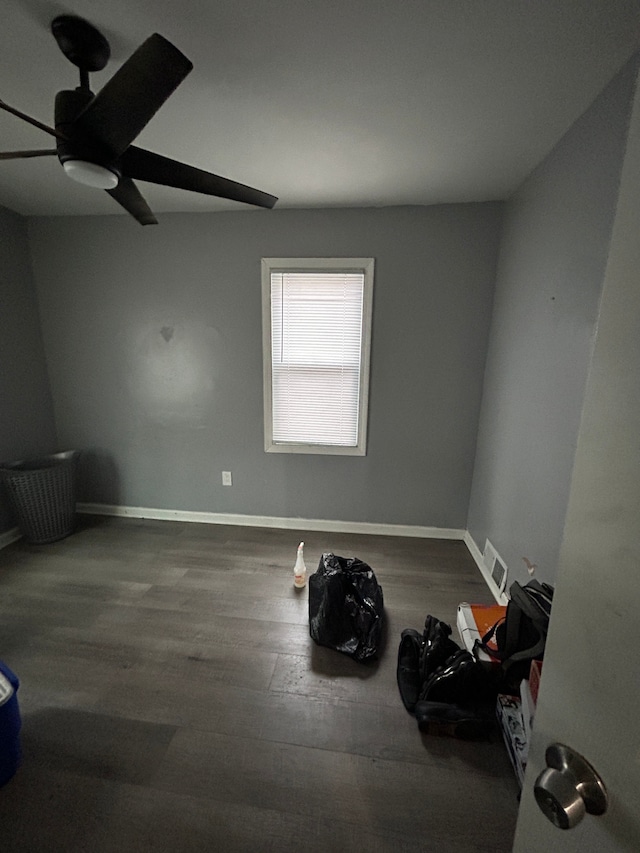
[54, 89, 120, 179]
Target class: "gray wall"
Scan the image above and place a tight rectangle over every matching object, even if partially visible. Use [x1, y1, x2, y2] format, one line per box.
[467, 57, 638, 585]
[0, 205, 57, 533]
[27, 204, 502, 528]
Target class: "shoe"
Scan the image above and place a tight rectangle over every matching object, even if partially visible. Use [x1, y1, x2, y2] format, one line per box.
[396, 629, 424, 713]
[414, 700, 495, 740]
[419, 615, 460, 687]
[420, 648, 480, 704]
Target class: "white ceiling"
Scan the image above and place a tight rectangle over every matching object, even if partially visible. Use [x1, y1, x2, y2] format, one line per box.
[1, 0, 639, 218]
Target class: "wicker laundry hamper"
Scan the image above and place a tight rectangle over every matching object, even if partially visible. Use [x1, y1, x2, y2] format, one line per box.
[0, 451, 80, 544]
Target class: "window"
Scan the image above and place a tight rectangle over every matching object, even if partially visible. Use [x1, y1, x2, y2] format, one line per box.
[262, 257, 374, 455]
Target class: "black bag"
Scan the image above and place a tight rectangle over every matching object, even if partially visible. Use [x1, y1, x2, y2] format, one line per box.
[475, 579, 553, 685]
[309, 553, 384, 662]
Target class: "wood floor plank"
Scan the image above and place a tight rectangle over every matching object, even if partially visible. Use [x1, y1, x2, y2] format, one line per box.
[19, 708, 177, 785]
[7, 631, 280, 695]
[0, 517, 518, 852]
[0, 764, 508, 853]
[149, 727, 517, 848]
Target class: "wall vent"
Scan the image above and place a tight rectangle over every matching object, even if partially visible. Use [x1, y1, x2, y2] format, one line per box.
[491, 558, 507, 593]
[483, 539, 508, 595]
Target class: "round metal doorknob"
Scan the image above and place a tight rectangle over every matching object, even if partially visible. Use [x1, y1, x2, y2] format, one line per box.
[533, 743, 608, 830]
[534, 767, 586, 829]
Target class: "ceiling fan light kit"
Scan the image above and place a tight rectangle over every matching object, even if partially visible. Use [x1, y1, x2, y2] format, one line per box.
[0, 14, 277, 224]
[62, 160, 119, 190]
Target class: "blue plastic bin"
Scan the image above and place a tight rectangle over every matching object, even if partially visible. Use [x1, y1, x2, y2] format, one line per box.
[0, 660, 21, 787]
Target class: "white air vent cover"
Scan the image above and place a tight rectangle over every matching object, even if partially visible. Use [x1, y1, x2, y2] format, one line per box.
[492, 559, 507, 592]
[483, 539, 508, 595]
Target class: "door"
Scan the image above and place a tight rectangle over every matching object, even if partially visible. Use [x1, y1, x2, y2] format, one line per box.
[513, 66, 640, 852]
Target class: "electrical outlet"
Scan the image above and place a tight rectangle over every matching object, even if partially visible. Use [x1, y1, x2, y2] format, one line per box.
[222, 471, 232, 486]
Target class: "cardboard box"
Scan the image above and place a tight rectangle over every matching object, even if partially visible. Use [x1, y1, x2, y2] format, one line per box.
[496, 694, 527, 786]
[519, 678, 535, 752]
[457, 602, 506, 665]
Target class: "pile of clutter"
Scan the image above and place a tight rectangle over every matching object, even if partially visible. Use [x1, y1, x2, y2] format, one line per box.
[396, 615, 496, 739]
[301, 543, 552, 772]
[396, 579, 552, 762]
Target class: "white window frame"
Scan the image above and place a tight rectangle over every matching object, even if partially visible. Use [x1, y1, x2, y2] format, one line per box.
[261, 257, 374, 456]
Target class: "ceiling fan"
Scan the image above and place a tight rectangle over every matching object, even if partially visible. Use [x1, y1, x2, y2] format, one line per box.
[0, 15, 277, 224]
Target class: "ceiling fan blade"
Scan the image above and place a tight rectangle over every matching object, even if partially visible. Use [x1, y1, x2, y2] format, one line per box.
[107, 177, 158, 225]
[0, 149, 57, 160]
[0, 98, 67, 141]
[121, 146, 278, 209]
[73, 34, 193, 159]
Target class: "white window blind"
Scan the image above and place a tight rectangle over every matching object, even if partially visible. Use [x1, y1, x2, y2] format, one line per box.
[270, 271, 364, 446]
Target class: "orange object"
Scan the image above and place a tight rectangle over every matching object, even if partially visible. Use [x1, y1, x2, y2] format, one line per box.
[468, 603, 507, 649]
[528, 659, 543, 704]
[456, 602, 507, 664]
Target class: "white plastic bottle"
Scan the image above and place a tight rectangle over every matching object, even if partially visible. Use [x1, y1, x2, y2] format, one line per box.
[293, 541, 307, 588]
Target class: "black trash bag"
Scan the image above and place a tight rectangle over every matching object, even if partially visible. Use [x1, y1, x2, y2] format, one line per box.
[308, 553, 384, 662]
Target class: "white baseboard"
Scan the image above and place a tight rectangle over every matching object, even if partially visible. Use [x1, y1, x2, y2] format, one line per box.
[0, 506, 504, 603]
[77, 502, 466, 541]
[0, 527, 21, 550]
[463, 530, 509, 604]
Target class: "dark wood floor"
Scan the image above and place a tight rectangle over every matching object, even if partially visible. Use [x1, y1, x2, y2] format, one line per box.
[0, 515, 519, 852]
